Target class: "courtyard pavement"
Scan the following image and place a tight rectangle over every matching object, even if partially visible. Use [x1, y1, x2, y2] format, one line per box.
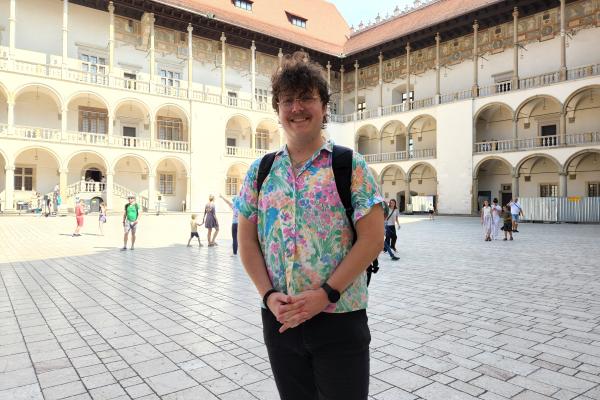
[1, 214, 599, 400]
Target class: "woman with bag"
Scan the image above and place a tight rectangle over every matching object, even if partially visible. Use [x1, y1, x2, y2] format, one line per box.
[384, 199, 400, 251]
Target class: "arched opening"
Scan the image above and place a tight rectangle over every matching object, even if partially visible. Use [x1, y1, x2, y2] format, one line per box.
[113, 155, 150, 207]
[392, 83, 414, 105]
[13, 147, 60, 210]
[565, 150, 600, 197]
[14, 85, 62, 135]
[225, 115, 253, 156]
[66, 93, 109, 137]
[380, 121, 408, 160]
[65, 152, 109, 206]
[226, 163, 248, 197]
[380, 166, 411, 212]
[408, 163, 437, 212]
[517, 155, 561, 197]
[475, 158, 513, 211]
[255, 120, 280, 153]
[154, 157, 188, 211]
[474, 103, 514, 152]
[155, 105, 189, 146]
[408, 115, 436, 159]
[114, 100, 151, 147]
[516, 96, 562, 149]
[564, 86, 600, 145]
[0, 85, 8, 127]
[355, 125, 379, 157]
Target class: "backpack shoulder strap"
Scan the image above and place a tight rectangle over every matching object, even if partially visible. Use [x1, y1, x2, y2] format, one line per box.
[257, 152, 277, 194]
[332, 145, 355, 241]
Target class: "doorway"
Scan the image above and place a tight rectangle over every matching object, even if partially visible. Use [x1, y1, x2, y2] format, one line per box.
[123, 126, 136, 147]
[85, 168, 102, 182]
[477, 190, 491, 211]
[540, 124, 557, 146]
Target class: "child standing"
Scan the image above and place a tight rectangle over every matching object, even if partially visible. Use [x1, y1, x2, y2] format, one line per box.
[187, 214, 204, 247]
[502, 206, 513, 241]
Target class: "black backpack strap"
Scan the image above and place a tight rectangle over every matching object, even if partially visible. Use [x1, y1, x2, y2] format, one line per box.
[332, 145, 355, 242]
[257, 152, 277, 194]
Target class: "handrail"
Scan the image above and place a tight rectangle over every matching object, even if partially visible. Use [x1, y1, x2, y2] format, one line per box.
[225, 146, 271, 158]
[363, 148, 435, 163]
[474, 132, 600, 154]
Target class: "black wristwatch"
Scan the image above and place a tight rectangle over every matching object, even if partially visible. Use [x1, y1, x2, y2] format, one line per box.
[321, 283, 341, 303]
[263, 288, 278, 310]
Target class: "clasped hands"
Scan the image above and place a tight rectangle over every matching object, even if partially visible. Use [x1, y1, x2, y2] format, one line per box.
[267, 289, 330, 333]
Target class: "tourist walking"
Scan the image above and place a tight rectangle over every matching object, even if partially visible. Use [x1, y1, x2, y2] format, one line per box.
[237, 52, 384, 400]
[203, 195, 219, 246]
[98, 201, 107, 235]
[508, 197, 523, 232]
[481, 200, 492, 241]
[384, 199, 400, 251]
[220, 194, 239, 255]
[428, 203, 435, 220]
[73, 199, 85, 237]
[122, 195, 140, 250]
[501, 206, 514, 241]
[187, 214, 204, 247]
[491, 198, 502, 240]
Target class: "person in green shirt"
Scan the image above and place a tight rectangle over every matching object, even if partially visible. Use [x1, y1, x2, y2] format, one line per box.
[122, 195, 140, 250]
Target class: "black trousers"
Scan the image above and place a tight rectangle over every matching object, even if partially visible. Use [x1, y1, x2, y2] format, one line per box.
[262, 308, 370, 400]
[385, 225, 397, 250]
[231, 223, 238, 254]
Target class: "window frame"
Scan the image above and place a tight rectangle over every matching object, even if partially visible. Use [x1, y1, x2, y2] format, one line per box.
[588, 182, 599, 197]
[234, 0, 253, 11]
[539, 183, 558, 197]
[157, 117, 183, 142]
[79, 106, 108, 134]
[226, 176, 240, 196]
[14, 165, 35, 192]
[158, 172, 176, 196]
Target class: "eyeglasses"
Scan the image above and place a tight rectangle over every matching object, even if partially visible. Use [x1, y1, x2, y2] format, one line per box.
[278, 95, 320, 111]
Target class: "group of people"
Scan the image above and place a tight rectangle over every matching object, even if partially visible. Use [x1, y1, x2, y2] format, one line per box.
[480, 197, 524, 241]
[187, 194, 222, 248]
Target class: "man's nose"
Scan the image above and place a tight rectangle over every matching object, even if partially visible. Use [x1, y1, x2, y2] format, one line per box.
[290, 99, 304, 112]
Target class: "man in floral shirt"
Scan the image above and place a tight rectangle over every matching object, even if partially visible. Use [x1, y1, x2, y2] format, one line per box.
[237, 52, 384, 400]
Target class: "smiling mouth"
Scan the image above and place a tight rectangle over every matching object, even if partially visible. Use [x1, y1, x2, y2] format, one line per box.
[290, 116, 310, 122]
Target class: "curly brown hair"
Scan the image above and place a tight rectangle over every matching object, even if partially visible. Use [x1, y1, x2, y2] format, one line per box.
[271, 51, 330, 125]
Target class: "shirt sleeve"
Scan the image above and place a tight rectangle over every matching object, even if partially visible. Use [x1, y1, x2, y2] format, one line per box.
[350, 152, 384, 223]
[236, 158, 261, 224]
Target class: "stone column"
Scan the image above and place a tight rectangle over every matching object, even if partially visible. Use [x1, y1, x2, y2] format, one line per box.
[278, 48, 283, 67]
[472, 20, 479, 97]
[340, 66, 345, 114]
[8, 0, 16, 60]
[405, 132, 410, 157]
[354, 60, 359, 115]
[559, 172, 568, 197]
[7, 100, 15, 135]
[61, 106, 68, 137]
[107, 112, 114, 141]
[59, 168, 68, 200]
[405, 178, 412, 205]
[378, 52, 383, 109]
[435, 33, 441, 103]
[149, 116, 155, 149]
[187, 23, 194, 99]
[147, 173, 156, 210]
[220, 32, 227, 104]
[5, 166, 14, 211]
[108, 2, 115, 74]
[512, 117, 518, 150]
[512, 173, 519, 198]
[251, 41, 256, 109]
[149, 14, 156, 84]
[186, 175, 192, 212]
[560, 111, 567, 145]
[105, 172, 114, 209]
[62, 0, 69, 74]
[559, 0, 567, 80]
[512, 8, 519, 90]
[405, 43, 411, 109]
[472, 178, 479, 215]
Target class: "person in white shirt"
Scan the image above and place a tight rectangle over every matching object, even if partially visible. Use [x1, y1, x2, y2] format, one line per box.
[384, 199, 401, 252]
[491, 198, 502, 240]
[508, 198, 523, 232]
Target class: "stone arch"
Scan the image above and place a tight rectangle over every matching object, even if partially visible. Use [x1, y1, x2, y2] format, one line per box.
[564, 149, 600, 173]
[14, 146, 62, 169]
[516, 153, 562, 174]
[12, 147, 62, 196]
[256, 118, 281, 150]
[355, 124, 379, 155]
[114, 98, 152, 118]
[380, 120, 408, 153]
[13, 83, 63, 110]
[474, 156, 514, 211]
[474, 102, 514, 146]
[13, 84, 64, 129]
[516, 153, 562, 198]
[563, 149, 600, 197]
[226, 162, 249, 196]
[562, 85, 600, 137]
[473, 155, 514, 178]
[152, 155, 190, 176]
[65, 91, 110, 111]
[65, 150, 110, 173]
[111, 153, 151, 174]
[155, 104, 190, 142]
[407, 115, 437, 157]
[153, 156, 189, 210]
[225, 114, 253, 148]
[380, 164, 409, 211]
[407, 162, 437, 180]
[65, 92, 110, 134]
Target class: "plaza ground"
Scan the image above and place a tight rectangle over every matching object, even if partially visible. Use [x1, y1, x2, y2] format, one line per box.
[1, 214, 599, 400]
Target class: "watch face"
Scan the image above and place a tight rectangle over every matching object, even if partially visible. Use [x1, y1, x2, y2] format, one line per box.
[329, 290, 341, 303]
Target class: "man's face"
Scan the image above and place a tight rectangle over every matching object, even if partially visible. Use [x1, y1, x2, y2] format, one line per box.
[278, 89, 326, 143]
[128, 197, 135, 203]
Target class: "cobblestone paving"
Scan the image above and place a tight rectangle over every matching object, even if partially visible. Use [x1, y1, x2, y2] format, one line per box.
[1, 215, 599, 400]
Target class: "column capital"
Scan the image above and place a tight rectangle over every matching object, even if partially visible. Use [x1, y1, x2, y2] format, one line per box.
[187, 23, 193, 34]
[405, 42, 411, 52]
[354, 60, 359, 70]
[106, 170, 114, 176]
[108, 1, 115, 13]
[5, 165, 15, 172]
[512, 7, 519, 18]
[378, 52, 383, 62]
[435, 32, 441, 43]
[326, 61, 331, 70]
[250, 40, 256, 51]
[473, 20, 479, 30]
[512, 172, 520, 179]
[220, 32, 226, 42]
[59, 168, 69, 174]
[559, 171, 568, 176]
[340, 65, 345, 73]
[7, 99, 15, 106]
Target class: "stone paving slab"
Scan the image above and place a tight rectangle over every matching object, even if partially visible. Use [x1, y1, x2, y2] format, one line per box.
[1, 215, 600, 399]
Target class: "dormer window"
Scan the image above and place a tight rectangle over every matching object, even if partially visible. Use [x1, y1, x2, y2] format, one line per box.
[234, 0, 252, 11]
[287, 13, 307, 28]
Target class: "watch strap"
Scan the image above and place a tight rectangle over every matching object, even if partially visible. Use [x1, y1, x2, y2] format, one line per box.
[262, 288, 278, 310]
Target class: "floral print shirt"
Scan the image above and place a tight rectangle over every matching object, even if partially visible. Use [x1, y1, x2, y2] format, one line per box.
[237, 140, 384, 313]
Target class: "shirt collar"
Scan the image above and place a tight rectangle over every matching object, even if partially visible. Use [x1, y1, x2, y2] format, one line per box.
[276, 138, 334, 157]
